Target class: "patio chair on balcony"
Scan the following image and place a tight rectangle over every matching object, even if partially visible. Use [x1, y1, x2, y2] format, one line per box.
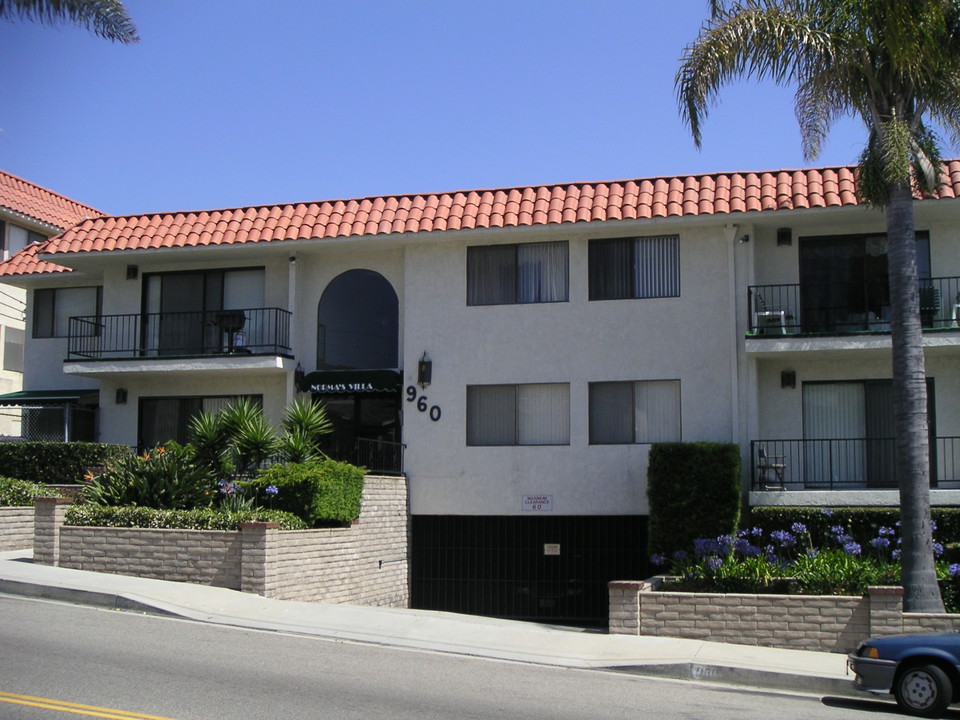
[753, 293, 791, 335]
[215, 310, 248, 353]
[757, 447, 786, 490]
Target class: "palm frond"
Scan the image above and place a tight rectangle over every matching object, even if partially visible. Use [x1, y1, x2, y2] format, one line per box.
[0, 0, 138, 43]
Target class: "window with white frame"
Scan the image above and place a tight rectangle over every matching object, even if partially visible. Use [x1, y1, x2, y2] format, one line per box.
[466, 383, 570, 446]
[589, 380, 681, 444]
[467, 241, 569, 305]
[32, 286, 102, 338]
[588, 234, 680, 300]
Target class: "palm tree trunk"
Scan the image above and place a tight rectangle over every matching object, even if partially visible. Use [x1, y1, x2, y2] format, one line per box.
[887, 181, 944, 613]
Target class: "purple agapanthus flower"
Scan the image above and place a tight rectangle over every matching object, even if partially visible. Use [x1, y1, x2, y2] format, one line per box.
[770, 530, 796, 547]
[950, 564, 960, 579]
[819, 508, 834, 517]
[843, 541, 862, 556]
[650, 553, 667, 566]
[870, 537, 891, 550]
[265, 485, 279, 496]
[790, 523, 807, 535]
[706, 556, 723, 571]
[933, 542, 944, 558]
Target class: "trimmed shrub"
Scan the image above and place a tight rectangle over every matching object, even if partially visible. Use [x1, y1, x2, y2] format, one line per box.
[64, 504, 307, 530]
[0, 442, 129, 484]
[0, 476, 54, 506]
[250, 458, 365, 526]
[647, 442, 741, 557]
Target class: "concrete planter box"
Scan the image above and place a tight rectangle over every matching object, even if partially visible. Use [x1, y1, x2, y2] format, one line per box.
[33, 475, 410, 608]
[609, 577, 960, 653]
[0, 506, 34, 551]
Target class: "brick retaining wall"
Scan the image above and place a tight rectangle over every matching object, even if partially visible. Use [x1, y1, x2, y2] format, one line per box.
[609, 578, 960, 653]
[0, 506, 33, 551]
[34, 475, 409, 608]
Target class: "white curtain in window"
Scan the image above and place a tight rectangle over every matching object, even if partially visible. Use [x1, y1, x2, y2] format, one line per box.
[634, 235, 679, 299]
[634, 380, 681, 443]
[467, 385, 517, 445]
[224, 269, 265, 349]
[517, 242, 568, 303]
[803, 383, 866, 486]
[518, 383, 569, 445]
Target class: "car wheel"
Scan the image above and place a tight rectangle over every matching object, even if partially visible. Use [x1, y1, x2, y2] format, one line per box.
[894, 663, 953, 717]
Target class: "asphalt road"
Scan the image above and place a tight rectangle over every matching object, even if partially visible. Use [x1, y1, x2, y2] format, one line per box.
[0, 593, 947, 720]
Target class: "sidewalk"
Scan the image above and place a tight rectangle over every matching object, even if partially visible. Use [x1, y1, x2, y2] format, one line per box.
[0, 550, 854, 697]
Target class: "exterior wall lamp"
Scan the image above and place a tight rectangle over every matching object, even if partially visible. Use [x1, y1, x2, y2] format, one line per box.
[781, 370, 796, 389]
[417, 352, 432, 389]
[294, 363, 306, 392]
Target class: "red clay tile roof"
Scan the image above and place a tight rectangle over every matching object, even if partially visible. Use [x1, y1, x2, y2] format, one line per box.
[0, 170, 102, 231]
[4, 162, 960, 278]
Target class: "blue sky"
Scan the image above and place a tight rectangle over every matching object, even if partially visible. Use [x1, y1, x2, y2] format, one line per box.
[1, 1, 870, 216]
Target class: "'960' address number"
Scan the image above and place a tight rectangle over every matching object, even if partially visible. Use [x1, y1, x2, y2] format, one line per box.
[406, 386, 441, 422]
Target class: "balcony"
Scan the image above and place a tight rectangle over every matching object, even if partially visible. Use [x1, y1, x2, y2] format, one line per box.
[750, 438, 960, 491]
[748, 276, 960, 336]
[66, 307, 292, 361]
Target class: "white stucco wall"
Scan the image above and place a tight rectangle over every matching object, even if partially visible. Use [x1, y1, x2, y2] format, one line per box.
[399, 224, 737, 516]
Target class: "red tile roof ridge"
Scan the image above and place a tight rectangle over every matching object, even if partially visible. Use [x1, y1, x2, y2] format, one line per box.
[81, 164, 871, 223]
[0, 169, 103, 230]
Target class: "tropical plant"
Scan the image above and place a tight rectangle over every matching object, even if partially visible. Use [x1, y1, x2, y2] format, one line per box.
[279, 397, 333, 463]
[189, 397, 333, 480]
[0, 0, 138, 43]
[677, 0, 960, 612]
[81, 443, 213, 510]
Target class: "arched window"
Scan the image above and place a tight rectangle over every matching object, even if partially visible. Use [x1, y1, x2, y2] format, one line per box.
[317, 270, 398, 370]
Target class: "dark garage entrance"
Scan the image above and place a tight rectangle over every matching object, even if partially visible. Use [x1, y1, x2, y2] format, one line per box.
[411, 515, 647, 627]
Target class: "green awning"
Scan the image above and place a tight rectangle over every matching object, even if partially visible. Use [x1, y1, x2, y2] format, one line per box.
[0, 389, 98, 406]
[303, 370, 401, 394]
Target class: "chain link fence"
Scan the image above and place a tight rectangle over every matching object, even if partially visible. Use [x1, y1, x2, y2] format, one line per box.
[0, 405, 97, 442]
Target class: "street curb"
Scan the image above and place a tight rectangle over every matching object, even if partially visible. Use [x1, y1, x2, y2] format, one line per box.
[607, 662, 858, 697]
[0, 578, 178, 616]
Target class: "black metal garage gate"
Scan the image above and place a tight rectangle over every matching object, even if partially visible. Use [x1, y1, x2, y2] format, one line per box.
[411, 515, 648, 627]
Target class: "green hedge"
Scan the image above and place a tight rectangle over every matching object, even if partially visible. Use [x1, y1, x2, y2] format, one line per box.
[750, 506, 960, 547]
[250, 458, 365, 526]
[647, 442, 741, 556]
[0, 476, 54, 506]
[64, 504, 307, 530]
[0, 442, 130, 484]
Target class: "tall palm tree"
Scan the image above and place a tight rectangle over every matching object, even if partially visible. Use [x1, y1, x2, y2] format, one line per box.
[678, 0, 960, 612]
[0, 0, 138, 43]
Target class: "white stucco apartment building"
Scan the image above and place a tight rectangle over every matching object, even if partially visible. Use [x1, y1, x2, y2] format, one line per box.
[2, 163, 959, 623]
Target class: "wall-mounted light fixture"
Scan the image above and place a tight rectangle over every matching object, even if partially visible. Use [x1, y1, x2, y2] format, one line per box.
[781, 370, 796, 389]
[417, 352, 433, 389]
[739, 234, 750, 243]
[777, 228, 793, 246]
[294, 362, 306, 392]
[115, 388, 128, 404]
[289, 256, 297, 264]
[126, 265, 139, 280]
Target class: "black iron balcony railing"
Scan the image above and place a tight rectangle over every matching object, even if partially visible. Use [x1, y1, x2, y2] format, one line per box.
[67, 307, 292, 360]
[750, 438, 960, 490]
[319, 437, 405, 475]
[748, 276, 960, 335]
